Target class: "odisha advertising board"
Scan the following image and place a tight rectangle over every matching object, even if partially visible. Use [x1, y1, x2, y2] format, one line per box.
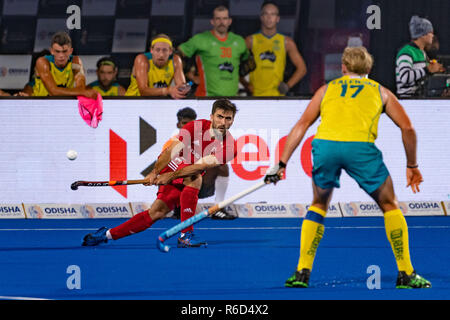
[0, 206, 21, 213]
[408, 202, 440, 209]
[44, 207, 77, 214]
[95, 206, 129, 213]
[254, 205, 288, 212]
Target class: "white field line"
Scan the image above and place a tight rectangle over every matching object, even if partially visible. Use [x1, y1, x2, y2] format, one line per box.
[0, 226, 449, 232]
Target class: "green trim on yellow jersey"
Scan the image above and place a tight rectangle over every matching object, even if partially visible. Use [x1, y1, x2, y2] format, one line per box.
[88, 80, 120, 96]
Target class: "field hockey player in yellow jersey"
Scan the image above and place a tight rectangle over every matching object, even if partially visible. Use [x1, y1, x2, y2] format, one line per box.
[32, 31, 98, 99]
[88, 57, 126, 96]
[125, 34, 190, 99]
[265, 46, 431, 289]
[243, 1, 307, 96]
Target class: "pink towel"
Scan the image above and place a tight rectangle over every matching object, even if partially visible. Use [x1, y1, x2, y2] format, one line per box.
[77, 94, 103, 128]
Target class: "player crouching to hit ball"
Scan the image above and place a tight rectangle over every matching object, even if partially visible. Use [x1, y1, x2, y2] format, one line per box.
[82, 99, 237, 248]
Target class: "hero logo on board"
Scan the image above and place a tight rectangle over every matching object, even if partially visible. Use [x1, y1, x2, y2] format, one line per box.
[109, 117, 316, 199]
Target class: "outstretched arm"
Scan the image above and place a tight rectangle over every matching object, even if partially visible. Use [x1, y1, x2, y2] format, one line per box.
[265, 84, 325, 183]
[280, 85, 325, 163]
[382, 86, 423, 193]
[144, 139, 185, 185]
[154, 155, 220, 185]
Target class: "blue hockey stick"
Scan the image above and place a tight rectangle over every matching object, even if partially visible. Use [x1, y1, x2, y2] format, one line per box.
[157, 180, 267, 252]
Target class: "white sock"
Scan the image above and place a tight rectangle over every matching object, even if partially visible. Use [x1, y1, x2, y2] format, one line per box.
[215, 175, 229, 203]
[106, 229, 113, 240]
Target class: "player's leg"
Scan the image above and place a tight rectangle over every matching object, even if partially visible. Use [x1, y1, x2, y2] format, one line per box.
[107, 199, 171, 240]
[198, 168, 217, 200]
[215, 164, 229, 202]
[210, 164, 235, 219]
[177, 173, 207, 247]
[82, 186, 176, 246]
[369, 176, 431, 288]
[286, 139, 340, 287]
[285, 181, 333, 288]
[344, 141, 429, 288]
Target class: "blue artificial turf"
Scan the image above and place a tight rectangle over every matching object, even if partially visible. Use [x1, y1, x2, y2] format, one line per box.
[0, 216, 448, 300]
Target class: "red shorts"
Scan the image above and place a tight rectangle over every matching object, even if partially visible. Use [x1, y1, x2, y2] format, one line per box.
[156, 162, 206, 211]
[157, 183, 184, 211]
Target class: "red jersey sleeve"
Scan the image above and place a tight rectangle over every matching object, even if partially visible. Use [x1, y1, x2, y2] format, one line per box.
[177, 120, 196, 144]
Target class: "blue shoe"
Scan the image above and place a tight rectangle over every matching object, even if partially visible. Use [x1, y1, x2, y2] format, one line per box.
[177, 231, 207, 248]
[82, 227, 108, 246]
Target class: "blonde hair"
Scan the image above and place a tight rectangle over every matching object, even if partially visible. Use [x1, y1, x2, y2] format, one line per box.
[341, 46, 373, 75]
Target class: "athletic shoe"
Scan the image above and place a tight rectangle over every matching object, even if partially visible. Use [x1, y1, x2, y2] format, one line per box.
[82, 227, 108, 246]
[396, 270, 431, 289]
[285, 268, 310, 288]
[177, 231, 207, 248]
[211, 209, 237, 220]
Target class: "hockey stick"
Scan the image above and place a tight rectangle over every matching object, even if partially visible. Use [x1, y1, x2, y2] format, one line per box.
[71, 179, 147, 190]
[156, 180, 267, 252]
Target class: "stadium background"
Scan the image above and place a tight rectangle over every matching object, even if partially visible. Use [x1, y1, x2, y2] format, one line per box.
[0, 0, 448, 95]
[0, 0, 449, 302]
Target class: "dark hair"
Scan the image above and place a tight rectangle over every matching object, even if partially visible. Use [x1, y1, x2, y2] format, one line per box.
[211, 99, 237, 116]
[51, 31, 72, 47]
[261, 1, 279, 12]
[213, 5, 229, 17]
[96, 56, 117, 69]
[177, 107, 197, 121]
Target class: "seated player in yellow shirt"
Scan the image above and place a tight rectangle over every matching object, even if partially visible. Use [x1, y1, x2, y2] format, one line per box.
[88, 57, 126, 96]
[32, 31, 97, 99]
[125, 34, 190, 99]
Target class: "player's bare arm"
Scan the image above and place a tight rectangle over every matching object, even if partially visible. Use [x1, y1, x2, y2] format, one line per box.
[154, 155, 221, 185]
[173, 54, 186, 85]
[134, 54, 156, 96]
[239, 36, 254, 94]
[280, 84, 325, 165]
[144, 138, 185, 185]
[285, 36, 307, 89]
[35, 57, 97, 99]
[170, 54, 190, 99]
[72, 56, 86, 88]
[382, 86, 423, 193]
[265, 84, 325, 184]
[118, 85, 126, 96]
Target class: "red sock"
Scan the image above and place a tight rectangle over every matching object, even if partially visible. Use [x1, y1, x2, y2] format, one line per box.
[109, 211, 153, 240]
[180, 186, 199, 233]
